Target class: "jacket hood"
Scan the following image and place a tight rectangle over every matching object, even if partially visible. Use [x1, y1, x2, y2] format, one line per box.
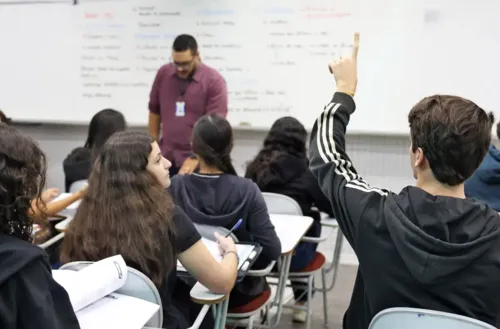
[476, 145, 500, 184]
[170, 174, 255, 227]
[0, 234, 43, 285]
[385, 186, 500, 284]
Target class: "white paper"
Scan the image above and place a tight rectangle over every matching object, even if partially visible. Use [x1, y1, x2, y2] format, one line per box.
[53, 255, 128, 312]
[177, 238, 255, 271]
[75, 293, 159, 329]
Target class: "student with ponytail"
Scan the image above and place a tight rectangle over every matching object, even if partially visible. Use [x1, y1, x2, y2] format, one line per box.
[169, 114, 281, 309]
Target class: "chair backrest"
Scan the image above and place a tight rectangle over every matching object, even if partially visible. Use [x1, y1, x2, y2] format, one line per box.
[262, 192, 303, 216]
[60, 261, 163, 327]
[194, 223, 238, 242]
[69, 179, 88, 194]
[369, 308, 496, 329]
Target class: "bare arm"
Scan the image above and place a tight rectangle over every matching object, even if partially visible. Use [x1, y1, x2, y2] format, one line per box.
[178, 238, 238, 294]
[148, 112, 161, 141]
[30, 190, 84, 220]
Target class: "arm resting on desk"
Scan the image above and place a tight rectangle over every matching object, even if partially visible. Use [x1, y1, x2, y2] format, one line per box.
[30, 191, 84, 222]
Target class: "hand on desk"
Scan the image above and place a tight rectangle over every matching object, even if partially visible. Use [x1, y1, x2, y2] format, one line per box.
[178, 157, 199, 175]
[329, 32, 360, 96]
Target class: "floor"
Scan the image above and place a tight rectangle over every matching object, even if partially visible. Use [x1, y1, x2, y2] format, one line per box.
[273, 264, 357, 329]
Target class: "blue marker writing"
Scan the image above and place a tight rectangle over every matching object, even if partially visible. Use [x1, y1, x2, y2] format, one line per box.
[226, 218, 243, 237]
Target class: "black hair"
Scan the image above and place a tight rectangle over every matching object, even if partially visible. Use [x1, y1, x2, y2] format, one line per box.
[84, 109, 126, 161]
[191, 115, 237, 175]
[0, 123, 47, 241]
[245, 117, 308, 188]
[0, 111, 12, 125]
[172, 34, 198, 54]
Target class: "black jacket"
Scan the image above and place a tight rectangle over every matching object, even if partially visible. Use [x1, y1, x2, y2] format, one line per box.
[169, 173, 281, 307]
[63, 147, 92, 192]
[0, 234, 80, 329]
[309, 92, 500, 329]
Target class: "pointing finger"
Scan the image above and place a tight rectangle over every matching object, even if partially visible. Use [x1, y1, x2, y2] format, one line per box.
[352, 32, 360, 60]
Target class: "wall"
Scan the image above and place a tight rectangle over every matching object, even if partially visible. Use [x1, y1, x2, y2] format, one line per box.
[17, 124, 414, 265]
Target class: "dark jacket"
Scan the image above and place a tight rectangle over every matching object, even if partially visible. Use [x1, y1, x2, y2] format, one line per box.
[63, 147, 92, 192]
[465, 145, 500, 211]
[0, 234, 80, 329]
[309, 92, 500, 329]
[169, 173, 281, 307]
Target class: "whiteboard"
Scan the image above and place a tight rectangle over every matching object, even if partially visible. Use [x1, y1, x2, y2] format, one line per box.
[1, 0, 499, 133]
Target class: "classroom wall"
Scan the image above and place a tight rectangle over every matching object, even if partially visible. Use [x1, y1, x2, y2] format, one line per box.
[17, 124, 415, 265]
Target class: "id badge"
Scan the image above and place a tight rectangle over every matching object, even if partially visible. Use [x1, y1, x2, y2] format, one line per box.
[175, 101, 186, 117]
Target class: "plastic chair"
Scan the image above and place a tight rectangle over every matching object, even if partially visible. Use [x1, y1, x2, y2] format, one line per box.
[193, 223, 275, 329]
[369, 307, 497, 329]
[69, 179, 88, 193]
[261, 192, 330, 329]
[60, 261, 163, 328]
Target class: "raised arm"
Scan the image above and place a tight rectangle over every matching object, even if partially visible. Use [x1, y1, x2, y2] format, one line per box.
[308, 33, 390, 248]
[30, 189, 85, 222]
[204, 74, 228, 117]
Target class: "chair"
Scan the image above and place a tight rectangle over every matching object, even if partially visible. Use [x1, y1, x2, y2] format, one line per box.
[369, 308, 497, 329]
[261, 192, 330, 329]
[69, 179, 88, 193]
[193, 223, 275, 329]
[38, 232, 65, 250]
[60, 261, 163, 328]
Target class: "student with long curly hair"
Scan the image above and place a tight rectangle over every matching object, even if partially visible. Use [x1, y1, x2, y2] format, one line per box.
[0, 123, 79, 329]
[245, 116, 334, 322]
[61, 131, 238, 329]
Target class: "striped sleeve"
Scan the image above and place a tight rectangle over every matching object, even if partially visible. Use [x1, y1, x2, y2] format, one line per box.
[308, 92, 390, 248]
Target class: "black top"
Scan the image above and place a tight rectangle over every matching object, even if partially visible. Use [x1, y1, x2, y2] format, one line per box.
[169, 173, 281, 307]
[0, 234, 80, 329]
[245, 153, 334, 221]
[63, 147, 92, 192]
[309, 92, 500, 329]
[160, 206, 201, 329]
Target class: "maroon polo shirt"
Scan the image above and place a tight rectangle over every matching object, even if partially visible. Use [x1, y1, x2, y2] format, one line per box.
[148, 63, 228, 167]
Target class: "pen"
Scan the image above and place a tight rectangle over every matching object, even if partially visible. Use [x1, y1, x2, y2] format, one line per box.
[226, 218, 243, 237]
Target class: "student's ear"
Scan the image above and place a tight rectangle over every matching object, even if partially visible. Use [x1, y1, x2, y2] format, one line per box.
[414, 147, 426, 168]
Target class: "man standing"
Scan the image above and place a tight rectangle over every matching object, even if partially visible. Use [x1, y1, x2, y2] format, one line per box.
[148, 34, 228, 175]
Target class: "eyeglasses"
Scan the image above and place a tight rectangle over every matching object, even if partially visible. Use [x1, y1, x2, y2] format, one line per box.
[171, 57, 195, 70]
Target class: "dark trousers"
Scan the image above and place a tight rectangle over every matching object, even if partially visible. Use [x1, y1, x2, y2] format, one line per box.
[289, 220, 321, 302]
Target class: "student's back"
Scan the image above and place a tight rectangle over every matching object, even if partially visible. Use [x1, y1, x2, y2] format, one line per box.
[465, 136, 500, 211]
[309, 34, 500, 329]
[170, 115, 281, 308]
[0, 123, 79, 329]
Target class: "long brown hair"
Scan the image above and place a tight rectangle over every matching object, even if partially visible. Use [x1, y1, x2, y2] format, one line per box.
[61, 132, 175, 285]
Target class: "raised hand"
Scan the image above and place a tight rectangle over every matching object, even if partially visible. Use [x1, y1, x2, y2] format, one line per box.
[328, 32, 360, 96]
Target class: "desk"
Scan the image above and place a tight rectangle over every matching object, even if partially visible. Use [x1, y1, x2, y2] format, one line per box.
[265, 214, 313, 326]
[190, 282, 228, 329]
[55, 216, 73, 232]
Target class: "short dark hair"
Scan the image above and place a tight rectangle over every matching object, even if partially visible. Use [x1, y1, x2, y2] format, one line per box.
[0, 111, 11, 125]
[192, 115, 237, 175]
[409, 95, 494, 186]
[172, 34, 198, 54]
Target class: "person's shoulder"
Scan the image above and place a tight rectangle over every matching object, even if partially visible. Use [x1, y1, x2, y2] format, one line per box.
[0, 235, 48, 278]
[157, 63, 175, 77]
[199, 63, 225, 81]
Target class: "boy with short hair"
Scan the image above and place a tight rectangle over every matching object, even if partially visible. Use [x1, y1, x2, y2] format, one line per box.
[310, 33, 500, 329]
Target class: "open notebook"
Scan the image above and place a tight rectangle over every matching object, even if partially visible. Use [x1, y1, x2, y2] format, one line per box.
[52, 255, 159, 329]
[177, 237, 256, 272]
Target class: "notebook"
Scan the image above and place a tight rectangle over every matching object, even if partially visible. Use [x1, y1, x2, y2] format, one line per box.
[52, 255, 159, 329]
